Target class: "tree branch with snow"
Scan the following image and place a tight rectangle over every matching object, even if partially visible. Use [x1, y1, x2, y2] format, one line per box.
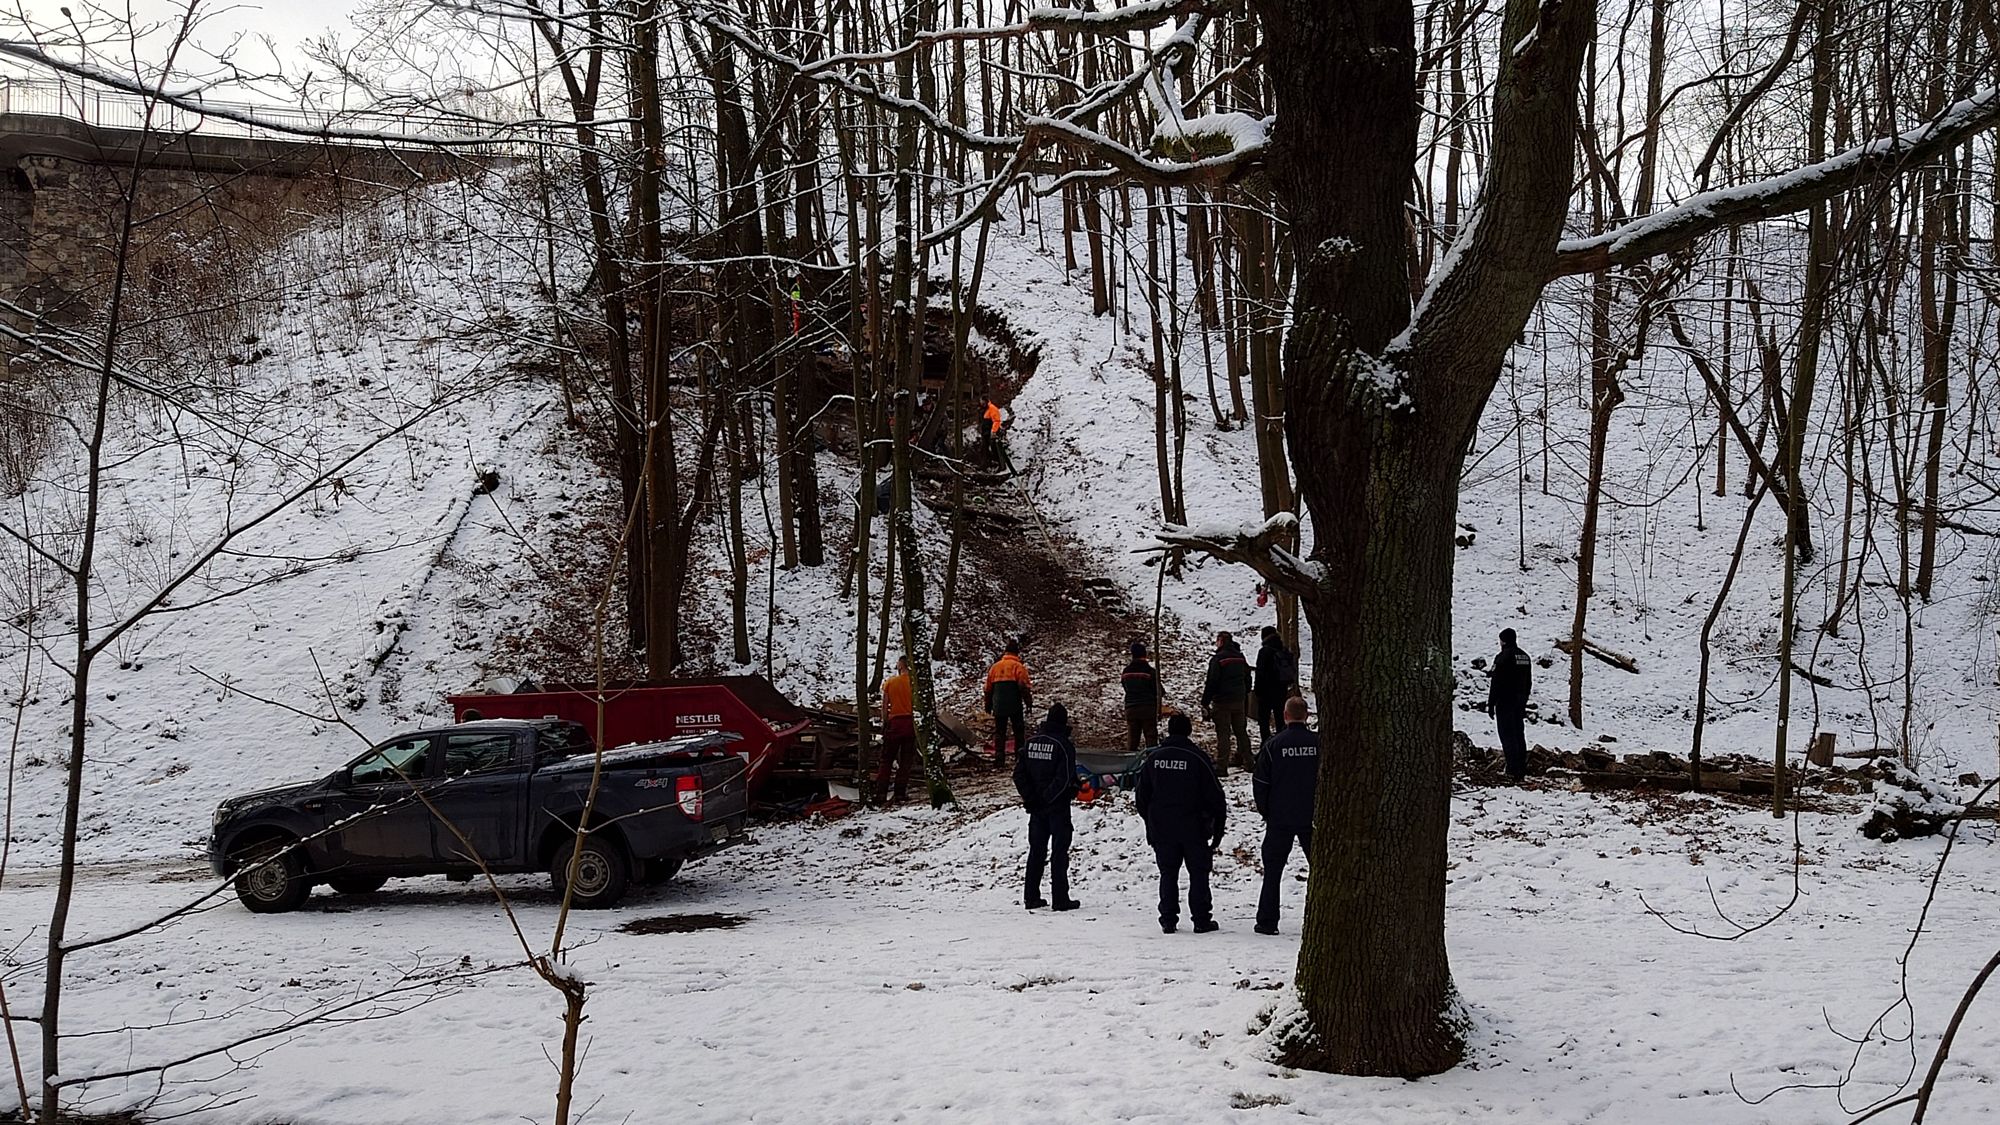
[1551, 85, 2000, 276]
[1152, 513, 1321, 600]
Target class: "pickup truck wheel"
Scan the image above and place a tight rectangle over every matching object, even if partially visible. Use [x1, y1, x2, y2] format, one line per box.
[552, 836, 629, 909]
[232, 838, 311, 913]
[639, 857, 684, 886]
[328, 875, 389, 895]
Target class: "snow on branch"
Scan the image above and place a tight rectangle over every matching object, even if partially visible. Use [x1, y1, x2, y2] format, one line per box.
[1152, 513, 1323, 599]
[1028, 112, 1266, 186]
[920, 13, 1251, 245]
[924, 0, 1223, 41]
[1552, 84, 2000, 276]
[1150, 110, 1271, 162]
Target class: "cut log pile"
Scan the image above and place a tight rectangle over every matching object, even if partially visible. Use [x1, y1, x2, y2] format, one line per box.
[1459, 731, 1859, 796]
[1453, 731, 1999, 831]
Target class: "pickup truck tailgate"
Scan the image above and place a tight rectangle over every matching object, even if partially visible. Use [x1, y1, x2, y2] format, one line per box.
[697, 754, 751, 825]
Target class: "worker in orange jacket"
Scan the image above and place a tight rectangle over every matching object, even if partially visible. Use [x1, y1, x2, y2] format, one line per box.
[876, 656, 919, 803]
[982, 400, 1006, 466]
[984, 639, 1033, 767]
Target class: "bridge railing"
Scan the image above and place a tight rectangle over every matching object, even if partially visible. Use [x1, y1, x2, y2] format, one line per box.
[0, 75, 528, 152]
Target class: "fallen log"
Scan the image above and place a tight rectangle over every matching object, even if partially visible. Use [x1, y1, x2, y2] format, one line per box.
[1554, 635, 1640, 673]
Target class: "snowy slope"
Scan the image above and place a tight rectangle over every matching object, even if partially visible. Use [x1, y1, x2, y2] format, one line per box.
[0, 178, 595, 867]
[980, 204, 1999, 779]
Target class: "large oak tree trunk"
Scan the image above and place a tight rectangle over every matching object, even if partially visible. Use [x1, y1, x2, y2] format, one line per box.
[1252, 0, 1595, 1078]
[1286, 436, 1463, 1075]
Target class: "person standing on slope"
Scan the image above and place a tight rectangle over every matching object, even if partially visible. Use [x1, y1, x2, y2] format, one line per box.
[1251, 695, 1319, 935]
[1489, 628, 1534, 781]
[1121, 640, 1164, 754]
[1200, 631, 1255, 773]
[985, 639, 1033, 767]
[875, 656, 919, 804]
[1252, 626, 1298, 742]
[1137, 712, 1227, 933]
[1014, 703, 1081, 912]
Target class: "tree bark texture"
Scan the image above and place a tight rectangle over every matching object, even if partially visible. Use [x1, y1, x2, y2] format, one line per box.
[1252, 0, 1596, 1078]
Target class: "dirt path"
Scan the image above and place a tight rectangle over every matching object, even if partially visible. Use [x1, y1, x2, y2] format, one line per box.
[920, 461, 1195, 753]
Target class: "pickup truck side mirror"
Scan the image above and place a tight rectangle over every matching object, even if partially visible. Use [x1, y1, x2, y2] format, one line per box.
[328, 768, 352, 788]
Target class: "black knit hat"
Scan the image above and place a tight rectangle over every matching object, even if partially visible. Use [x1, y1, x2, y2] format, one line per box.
[1130, 640, 1147, 658]
[1046, 702, 1070, 732]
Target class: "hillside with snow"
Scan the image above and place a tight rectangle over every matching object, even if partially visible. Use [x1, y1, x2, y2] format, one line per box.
[1, 168, 1996, 1125]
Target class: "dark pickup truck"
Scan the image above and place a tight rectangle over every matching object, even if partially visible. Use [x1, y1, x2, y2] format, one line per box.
[207, 719, 749, 913]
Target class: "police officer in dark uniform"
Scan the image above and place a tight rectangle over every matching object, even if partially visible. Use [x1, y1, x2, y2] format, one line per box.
[1135, 712, 1227, 933]
[1251, 695, 1319, 935]
[1489, 628, 1533, 780]
[1013, 703, 1081, 911]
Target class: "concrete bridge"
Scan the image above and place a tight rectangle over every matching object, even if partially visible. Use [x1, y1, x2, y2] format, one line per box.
[1, 74, 509, 330]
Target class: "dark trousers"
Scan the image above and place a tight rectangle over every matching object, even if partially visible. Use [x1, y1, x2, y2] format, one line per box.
[1025, 804, 1072, 904]
[1212, 702, 1252, 772]
[1152, 832, 1213, 927]
[1124, 704, 1159, 755]
[875, 715, 917, 801]
[1257, 823, 1312, 930]
[1495, 703, 1528, 778]
[1255, 692, 1287, 742]
[992, 706, 1026, 761]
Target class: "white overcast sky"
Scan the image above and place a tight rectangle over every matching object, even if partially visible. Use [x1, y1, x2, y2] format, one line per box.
[7, 0, 374, 82]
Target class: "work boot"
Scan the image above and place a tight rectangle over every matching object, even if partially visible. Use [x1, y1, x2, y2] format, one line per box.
[1193, 919, 1219, 934]
[1052, 898, 1081, 912]
[1254, 923, 1278, 936]
[1025, 896, 1048, 910]
[1160, 920, 1177, 934]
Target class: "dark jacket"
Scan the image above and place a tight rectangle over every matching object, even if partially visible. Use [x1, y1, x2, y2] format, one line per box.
[1489, 641, 1533, 709]
[1253, 637, 1297, 701]
[1012, 722, 1078, 813]
[1200, 643, 1253, 709]
[1253, 722, 1321, 828]
[1121, 658, 1162, 710]
[1135, 735, 1227, 845]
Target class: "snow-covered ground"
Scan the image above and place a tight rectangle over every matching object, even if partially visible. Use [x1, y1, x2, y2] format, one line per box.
[4, 176, 1998, 1123]
[4, 780, 1996, 1123]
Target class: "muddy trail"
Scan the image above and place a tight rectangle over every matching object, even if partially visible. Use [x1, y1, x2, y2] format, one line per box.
[890, 304, 1210, 753]
[918, 460, 1204, 753]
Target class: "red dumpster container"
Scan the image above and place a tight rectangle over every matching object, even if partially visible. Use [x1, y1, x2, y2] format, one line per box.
[447, 676, 817, 794]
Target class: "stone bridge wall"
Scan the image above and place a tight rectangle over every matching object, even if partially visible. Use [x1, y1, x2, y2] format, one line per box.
[1, 114, 484, 343]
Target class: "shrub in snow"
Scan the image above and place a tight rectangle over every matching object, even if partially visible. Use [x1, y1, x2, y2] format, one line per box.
[1860, 761, 1965, 842]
